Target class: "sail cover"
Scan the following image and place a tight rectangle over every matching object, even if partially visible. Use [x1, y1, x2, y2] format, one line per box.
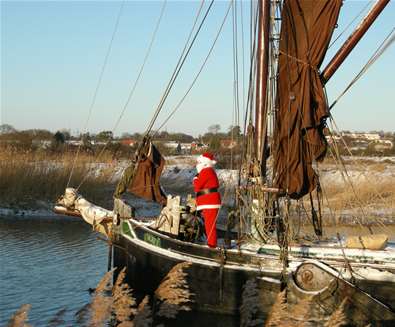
[115, 140, 167, 204]
[274, 0, 341, 199]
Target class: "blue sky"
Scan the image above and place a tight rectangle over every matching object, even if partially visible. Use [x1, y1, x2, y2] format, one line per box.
[1, 0, 394, 136]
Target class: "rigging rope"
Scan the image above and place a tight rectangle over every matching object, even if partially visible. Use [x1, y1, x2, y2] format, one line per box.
[110, 0, 168, 134]
[75, 0, 168, 190]
[153, 0, 233, 134]
[230, 0, 239, 170]
[329, 27, 395, 111]
[66, 0, 125, 187]
[144, 0, 215, 136]
[328, 1, 371, 49]
[239, 0, 246, 121]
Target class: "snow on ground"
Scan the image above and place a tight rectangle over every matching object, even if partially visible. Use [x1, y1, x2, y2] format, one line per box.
[1, 155, 394, 219]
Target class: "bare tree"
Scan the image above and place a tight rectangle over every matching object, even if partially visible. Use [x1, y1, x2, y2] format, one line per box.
[208, 124, 221, 134]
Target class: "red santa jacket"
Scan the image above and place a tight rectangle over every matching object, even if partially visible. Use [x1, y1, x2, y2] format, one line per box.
[193, 167, 221, 211]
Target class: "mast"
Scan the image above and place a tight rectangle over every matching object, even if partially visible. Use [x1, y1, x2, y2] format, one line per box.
[321, 0, 390, 84]
[254, 0, 271, 172]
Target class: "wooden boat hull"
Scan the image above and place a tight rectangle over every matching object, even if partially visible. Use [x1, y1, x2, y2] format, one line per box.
[113, 219, 395, 324]
[113, 223, 281, 315]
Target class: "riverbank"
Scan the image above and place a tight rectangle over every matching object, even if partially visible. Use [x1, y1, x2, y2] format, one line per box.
[1, 149, 394, 226]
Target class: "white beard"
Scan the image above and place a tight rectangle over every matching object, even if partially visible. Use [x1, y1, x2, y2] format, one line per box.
[196, 162, 210, 173]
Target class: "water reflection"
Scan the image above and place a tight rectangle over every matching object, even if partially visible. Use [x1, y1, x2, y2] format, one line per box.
[1, 215, 393, 326]
[0, 216, 239, 326]
[0, 216, 108, 326]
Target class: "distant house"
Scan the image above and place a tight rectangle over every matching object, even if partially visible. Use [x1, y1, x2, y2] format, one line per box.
[325, 135, 341, 144]
[364, 133, 381, 141]
[191, 142, 208, 153]
[341, 132, 381, 141]
[66, 140, 83, 146]
[373, 139, 393, 151]
[164, 141, 179, 149]
[120, 139, 136, 147]
[220, 139, 237, 149]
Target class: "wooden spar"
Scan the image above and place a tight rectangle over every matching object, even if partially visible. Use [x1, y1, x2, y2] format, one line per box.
[254, 0, 270, 169]
[321, 0, 390, 84]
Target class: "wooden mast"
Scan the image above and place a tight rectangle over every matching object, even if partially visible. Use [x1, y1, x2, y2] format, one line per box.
[254, 0, 271, 174]
[321, 0, 390, 84]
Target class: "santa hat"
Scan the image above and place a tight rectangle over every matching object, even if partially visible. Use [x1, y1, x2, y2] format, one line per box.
[197, 152, 217, 166]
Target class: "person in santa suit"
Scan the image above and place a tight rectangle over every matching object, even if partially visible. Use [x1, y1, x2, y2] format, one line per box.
[193, 152, 221, 248]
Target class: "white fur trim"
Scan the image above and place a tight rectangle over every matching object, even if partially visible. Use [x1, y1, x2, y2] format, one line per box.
[196, 204, 221, 210]
[196, 162, 208, 173]
[196, 156, 216, 174]
[197, 155, 216, 166]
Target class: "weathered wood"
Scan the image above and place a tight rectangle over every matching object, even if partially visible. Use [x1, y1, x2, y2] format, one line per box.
[53, 206, 82, 218]
[113, 198, 134, 219]
[113, 219, 395, 322]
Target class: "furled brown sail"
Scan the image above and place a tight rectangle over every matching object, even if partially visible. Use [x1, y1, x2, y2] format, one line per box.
[274, 0, 342, 199]
[115, 140, 166, 205]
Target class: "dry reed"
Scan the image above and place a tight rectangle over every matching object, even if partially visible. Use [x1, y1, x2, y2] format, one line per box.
[324, 297, 348, 327]
[112, 268, 137, 325]
[89, 269, 114, 327]
[264, 290, 349, 327]
[287, 296, 314, 325]
[264, 290, 289, 327]
[155, 261, 193, 318]
[6, 304, 32, 327]
[322, 178, 395, 214]
[0, 146, 115, 209]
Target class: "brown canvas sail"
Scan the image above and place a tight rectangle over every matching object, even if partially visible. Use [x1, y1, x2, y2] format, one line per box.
[115, 140, 167, 205]
[274, 0, 342, 199]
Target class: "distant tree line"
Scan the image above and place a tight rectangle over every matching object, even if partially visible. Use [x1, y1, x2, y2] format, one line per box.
[1, 124, 394, 161]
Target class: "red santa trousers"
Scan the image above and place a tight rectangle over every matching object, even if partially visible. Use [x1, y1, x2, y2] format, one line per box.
[202, 208, 218, 248]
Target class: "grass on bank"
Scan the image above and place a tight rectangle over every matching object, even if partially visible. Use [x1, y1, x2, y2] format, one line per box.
[0, 146, 116, 209]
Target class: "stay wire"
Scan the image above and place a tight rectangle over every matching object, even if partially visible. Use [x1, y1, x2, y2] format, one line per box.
[145, 0, 205, 135]
[153, 0, 233, 135]
[329, 27, 395, 111]
[238, 0, 258, 188]
[233, 0, 240, 128]
[328, 1, 371, 49]
[66, 0, 125, 188]
[239, 0, 246, 122]
[111, 0, 168, 134]
[145, 0, 215, 136]
[76, 1, 167, 191]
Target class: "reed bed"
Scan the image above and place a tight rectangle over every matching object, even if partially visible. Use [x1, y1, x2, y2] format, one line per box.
[6, 304, 32, 327]
[0, 146, 116, 209]
[7, 262, 193, 327]
[7, 266, 370, 327]
[263, 290, 349, 327]
[321, 178, 395, 218]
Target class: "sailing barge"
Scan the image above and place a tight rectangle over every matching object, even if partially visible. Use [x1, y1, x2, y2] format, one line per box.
[55, 0, 395, 324]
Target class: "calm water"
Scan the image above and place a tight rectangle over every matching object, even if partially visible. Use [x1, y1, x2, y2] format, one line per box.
[0, 215, 108, 326]
[0, 215, 238, 327]
[1, 215, 393, 326]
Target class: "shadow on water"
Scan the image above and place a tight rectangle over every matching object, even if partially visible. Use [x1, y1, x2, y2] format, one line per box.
[0, 215, 240, 326]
